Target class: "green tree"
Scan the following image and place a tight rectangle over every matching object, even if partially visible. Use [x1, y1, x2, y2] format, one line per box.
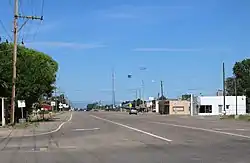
[226, 59, 250, 98]
[87, 102, 98, 110]
[0, 43, 58, 117]
[181, 94, 191, 100]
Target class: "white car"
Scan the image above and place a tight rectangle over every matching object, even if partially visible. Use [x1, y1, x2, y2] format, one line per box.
[129, 109, 138, 115]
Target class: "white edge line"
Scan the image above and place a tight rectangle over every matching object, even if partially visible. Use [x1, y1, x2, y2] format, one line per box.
[73, 128, 100, 131]
[150, 121, 250, 139]
[90, 115, 172, 142]
[19, 113, 73, 137]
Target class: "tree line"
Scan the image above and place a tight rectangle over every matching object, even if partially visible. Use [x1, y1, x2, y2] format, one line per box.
[180, 59, 250, 103]
[225, 59, 250, 98]
[0, 43, 59, 121]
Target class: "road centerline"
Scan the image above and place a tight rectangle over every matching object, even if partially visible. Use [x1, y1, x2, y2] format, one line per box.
[90, 115, 172, 142]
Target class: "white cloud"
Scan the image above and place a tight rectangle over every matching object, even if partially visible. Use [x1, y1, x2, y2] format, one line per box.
[26, 42, 106, 49]
[104, 13, 138, 19]
[133, 48, 202, 52]
[98, 5, 193, 20]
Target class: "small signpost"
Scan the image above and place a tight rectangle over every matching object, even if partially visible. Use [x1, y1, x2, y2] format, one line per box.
[51, 101, 56, 111]
[59, 102, 63, 111]
[18, 100, 26, 123]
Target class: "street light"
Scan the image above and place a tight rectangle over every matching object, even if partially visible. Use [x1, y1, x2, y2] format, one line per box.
[139, 67, 147, 107]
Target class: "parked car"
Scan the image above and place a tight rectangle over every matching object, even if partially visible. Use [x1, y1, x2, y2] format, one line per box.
[129, 108, 138, 115]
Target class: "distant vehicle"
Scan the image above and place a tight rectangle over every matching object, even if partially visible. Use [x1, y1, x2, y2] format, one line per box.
[129, 108, 138, 115]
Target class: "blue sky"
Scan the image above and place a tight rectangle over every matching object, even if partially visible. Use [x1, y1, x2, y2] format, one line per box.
[0, 0, 250, 105]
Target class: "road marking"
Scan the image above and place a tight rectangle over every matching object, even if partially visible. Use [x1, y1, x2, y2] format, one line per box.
[73, 128, 100, 131]
[17, 113, 73, 137]
[151, 121, 250, 139]
[90, 115, 172, 142]
[213, 128, 250, 131]
[59, 146, 77, 149]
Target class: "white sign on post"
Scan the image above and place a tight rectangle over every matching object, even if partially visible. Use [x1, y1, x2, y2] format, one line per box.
[18, 100, 26, 108]
[59, 103, 63, 109]
[51, 101, 56, 106]
[18, 100, 26, 119]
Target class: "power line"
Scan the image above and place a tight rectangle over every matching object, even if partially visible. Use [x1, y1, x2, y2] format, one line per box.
[22, 0, 44, 43]
[0, 20, 12, 41]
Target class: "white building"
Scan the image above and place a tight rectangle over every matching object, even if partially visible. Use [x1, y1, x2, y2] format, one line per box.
[196, 96, 246, 115]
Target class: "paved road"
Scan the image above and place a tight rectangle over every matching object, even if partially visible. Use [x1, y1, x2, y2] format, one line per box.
[0, 112, 250, 162]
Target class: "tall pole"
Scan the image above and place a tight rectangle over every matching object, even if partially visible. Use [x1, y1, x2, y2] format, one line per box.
[141, 80, 144, 106]
[112, 68, 116, 109]
[160, 80, 164, 97]
[235, 77, 238, 115]
[135, 89, 138, 107]
[10, 0, 43, 124]
[10, 0, 19, 124]
[223, 62, 226, 113]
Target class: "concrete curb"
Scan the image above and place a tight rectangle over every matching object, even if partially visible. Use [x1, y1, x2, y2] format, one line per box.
[7, 112, 73, 138]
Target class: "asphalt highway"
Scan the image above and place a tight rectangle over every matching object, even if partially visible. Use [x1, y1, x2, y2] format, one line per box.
[0, 111, 250, 163]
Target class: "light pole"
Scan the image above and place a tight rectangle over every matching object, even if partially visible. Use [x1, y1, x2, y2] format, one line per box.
[127, 88, 141, 107]
[139, 67, 147, 107]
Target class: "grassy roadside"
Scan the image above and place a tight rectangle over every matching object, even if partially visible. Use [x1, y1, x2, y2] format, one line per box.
[220, 115, 250, 121]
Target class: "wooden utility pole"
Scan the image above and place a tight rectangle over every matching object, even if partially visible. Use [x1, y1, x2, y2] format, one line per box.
[10, 0, 43, 124]
[222, 62, 226, 113]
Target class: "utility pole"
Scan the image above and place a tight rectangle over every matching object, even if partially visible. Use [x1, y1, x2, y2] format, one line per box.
[222, 62, 226, 113]
[141, 80, 144, 106]
[235, 77, 238, 115]
[10, 0, 43, 124]
[112, 68, 116, 109]
[160, 80, 164, 97]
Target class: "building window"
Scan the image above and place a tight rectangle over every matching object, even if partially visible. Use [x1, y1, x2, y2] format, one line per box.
[218, 105, 223, 113]
[226, 105, 230, 109]
[199, 105, 212, 113]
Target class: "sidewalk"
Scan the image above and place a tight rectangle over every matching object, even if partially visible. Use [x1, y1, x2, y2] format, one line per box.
[0, 111, 72, 138]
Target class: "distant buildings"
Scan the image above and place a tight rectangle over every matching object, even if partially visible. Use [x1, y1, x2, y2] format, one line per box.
[194, 96, 246, 116]
[153, 94, 247, 116]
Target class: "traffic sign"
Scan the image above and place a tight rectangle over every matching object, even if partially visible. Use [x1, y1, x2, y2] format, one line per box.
[18, 100, 26, 108]
[51, 101, 56, 106]
[59, 103, 63, 109]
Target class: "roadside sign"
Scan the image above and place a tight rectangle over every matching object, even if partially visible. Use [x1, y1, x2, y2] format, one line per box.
[149, 97, 154, 101]
[51, 101, 56, 106]
[18, 100, 26, 119]
[59, 103, 63, 109]
[128, 103, 132, 108]
[18, 100, 26, 108]
[63, 104, 69, 108]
